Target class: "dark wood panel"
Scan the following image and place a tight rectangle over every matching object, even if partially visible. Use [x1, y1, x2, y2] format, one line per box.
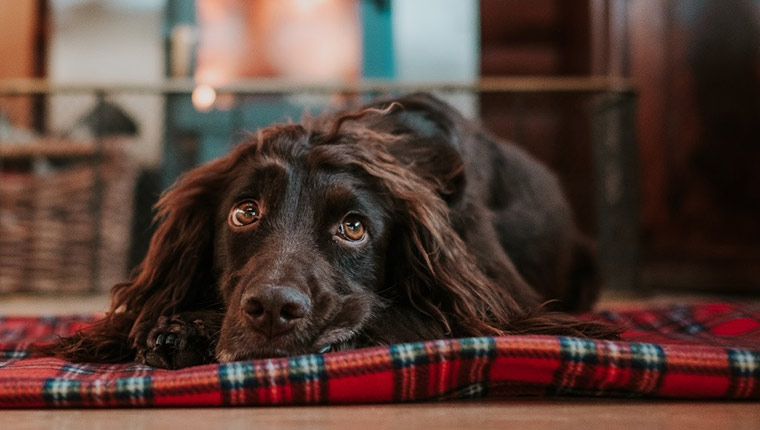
[622, 0, 760, 292]
[480, 45, 561, 75]
[480, 0, 560, 45]
[479, 1, 596, 235]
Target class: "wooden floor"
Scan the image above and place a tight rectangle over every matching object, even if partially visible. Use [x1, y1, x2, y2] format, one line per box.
[2, 292, 759, 428]
[6, 400, 760, 430]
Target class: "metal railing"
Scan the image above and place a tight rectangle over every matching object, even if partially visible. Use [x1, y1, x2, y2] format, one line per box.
[0, 77, 638, 294]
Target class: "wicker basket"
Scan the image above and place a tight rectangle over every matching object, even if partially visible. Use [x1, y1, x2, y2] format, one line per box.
[0, 138, 137, 293]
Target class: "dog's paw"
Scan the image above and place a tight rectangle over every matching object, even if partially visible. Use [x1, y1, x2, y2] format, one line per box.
[136, 315, 215, 369]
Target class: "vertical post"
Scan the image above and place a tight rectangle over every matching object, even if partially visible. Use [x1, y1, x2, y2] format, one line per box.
[89, 90, 106, 292]
[231, 92, 242, 152]
[162, 0, 197, 188]
[510, 94, 526, 146]
[592, 92, 640, 292]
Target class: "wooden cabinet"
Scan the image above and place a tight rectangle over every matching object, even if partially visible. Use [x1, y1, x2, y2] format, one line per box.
[479, 0, 598, 236]
[480, 0, 760, 293]
[624, 0, 760, 292]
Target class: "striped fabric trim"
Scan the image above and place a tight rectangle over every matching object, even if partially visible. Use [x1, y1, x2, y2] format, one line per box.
[0, 303, 758, 407]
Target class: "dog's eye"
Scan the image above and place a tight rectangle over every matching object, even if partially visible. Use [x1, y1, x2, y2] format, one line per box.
[337, 215, 366, 242]
[229, 200, 261, 227]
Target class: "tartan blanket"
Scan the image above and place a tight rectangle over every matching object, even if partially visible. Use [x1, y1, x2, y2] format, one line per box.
[0, 302, 758, 407]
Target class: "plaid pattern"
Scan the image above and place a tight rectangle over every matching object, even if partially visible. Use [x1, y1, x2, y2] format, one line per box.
[0, 302, 758, 407]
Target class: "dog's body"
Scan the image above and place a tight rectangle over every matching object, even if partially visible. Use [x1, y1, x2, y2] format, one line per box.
[47, 94, 614, 369]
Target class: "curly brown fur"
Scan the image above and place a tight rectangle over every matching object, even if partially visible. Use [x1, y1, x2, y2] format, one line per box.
[42, 93, 618, 369]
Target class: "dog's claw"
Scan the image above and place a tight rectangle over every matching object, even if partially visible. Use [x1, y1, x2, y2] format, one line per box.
[165, 334, 177, 346]
[136, 315, 215, 369]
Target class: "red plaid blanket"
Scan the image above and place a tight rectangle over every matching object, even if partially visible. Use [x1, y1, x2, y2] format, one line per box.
[0, 302, 758, 407]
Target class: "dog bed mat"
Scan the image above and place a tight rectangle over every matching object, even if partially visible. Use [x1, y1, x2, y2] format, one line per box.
[0, 302, 758, 407]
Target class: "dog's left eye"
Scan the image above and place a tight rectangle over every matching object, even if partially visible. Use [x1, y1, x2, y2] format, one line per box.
[337, 215, 366, 242]
[229, 200, 261, 227]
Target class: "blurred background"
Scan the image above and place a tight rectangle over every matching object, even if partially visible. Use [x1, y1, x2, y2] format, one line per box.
[0, 0, 759, 311]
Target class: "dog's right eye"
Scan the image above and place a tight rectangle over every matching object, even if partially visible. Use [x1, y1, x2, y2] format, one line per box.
[336, 215, 367, 242]
[229, 200, 261, 227]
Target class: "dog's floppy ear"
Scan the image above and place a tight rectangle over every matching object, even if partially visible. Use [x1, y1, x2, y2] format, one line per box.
[382, 195, 620, 340]
[339, 140, 522, 337]
[41, 145, 250, 362]
[346, 96, 621, 341]
[379, 175, 525, 338]
[359, 94, 468, 205]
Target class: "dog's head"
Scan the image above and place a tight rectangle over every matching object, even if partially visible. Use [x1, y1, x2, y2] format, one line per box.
[109, 94, 534, 362]
[211, 124, 399, 360]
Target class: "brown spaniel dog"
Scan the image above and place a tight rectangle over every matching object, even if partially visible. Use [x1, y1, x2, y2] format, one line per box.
[46, 94, 617, 369]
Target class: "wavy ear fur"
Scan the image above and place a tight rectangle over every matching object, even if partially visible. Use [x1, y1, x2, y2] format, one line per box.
[324, 134, 518, 338]
[331, 98, 619, 341]
[380, 168, 620, 339]
[39, 144, 253, 362]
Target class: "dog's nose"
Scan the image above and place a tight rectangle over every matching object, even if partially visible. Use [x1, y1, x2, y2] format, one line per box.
[242, 285, 311, 337]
